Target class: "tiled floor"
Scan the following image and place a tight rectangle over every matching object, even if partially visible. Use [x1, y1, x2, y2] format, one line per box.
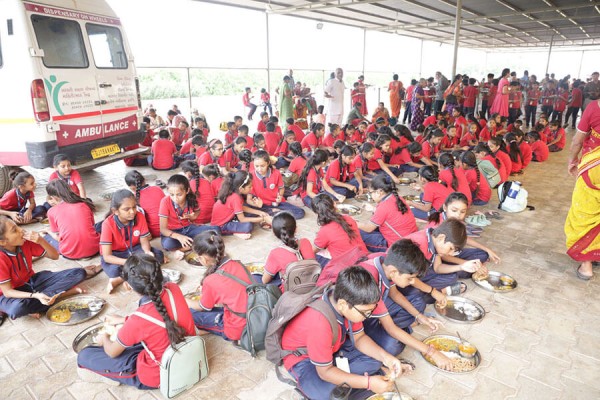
[1, 129, 598, 400]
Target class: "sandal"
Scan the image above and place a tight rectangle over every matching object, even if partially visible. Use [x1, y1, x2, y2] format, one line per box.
[446, 281, 467, 296]
[155, 179, 167, 189]
[84, 264, 103, 279]
[575, 265, 592, 281]
[486, 211, 503, 220]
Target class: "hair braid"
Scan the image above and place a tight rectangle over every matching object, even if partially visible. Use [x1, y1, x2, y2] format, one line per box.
[389, 184, 408, 214]
[147, 277, 186, 349]
[135, 173, 143, 203]
[193, 162, 201, 198]
[197, 232, 226, 285]
[279, 227, 299, 250]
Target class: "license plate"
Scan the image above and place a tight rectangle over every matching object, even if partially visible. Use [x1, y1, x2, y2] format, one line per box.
[91, 144, 120, 159]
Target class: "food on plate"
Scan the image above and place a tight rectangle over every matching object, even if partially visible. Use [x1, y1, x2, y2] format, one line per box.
[246, 263, 265, 274]
[49, 307, 71, 323]
[450, 357, 476, 372]
[472, 269, 489, 281]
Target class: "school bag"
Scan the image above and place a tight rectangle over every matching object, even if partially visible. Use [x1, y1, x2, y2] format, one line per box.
[497, 181, 534, 213]
[134, 288, 209, 399]
[265, 283, 338, 386]
[316, 247, 369, 287]
[216, 264, 282, 357]
[278, 245, 321, 294]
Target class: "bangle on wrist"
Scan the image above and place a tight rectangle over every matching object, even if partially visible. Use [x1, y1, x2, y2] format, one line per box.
[428, 286, 435, 295]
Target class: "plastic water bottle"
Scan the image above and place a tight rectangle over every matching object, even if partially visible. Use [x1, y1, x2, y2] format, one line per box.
[507, 181, 521, 199]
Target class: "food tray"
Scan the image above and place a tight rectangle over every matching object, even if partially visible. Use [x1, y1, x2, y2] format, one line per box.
[421, 334, 481, 374]
[162, 268, 182, 283]
[355, 193, 374, 203]
[472, 271, 517, 293]
[46, 295, 106, 326]
[397, 177, 414, 185]
[402, 195, 421, 202]
[184, 291, 202, 302]
[434, 296, 485, 323]
[367, 392, 414, 400]
[72, 322, 123, 353]
[185, 251, 203, 266]
[245, 262, 265, 275]
[336, 204, 362, 216]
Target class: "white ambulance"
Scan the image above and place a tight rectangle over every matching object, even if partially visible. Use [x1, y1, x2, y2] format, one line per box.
[0, 0, 145, 193]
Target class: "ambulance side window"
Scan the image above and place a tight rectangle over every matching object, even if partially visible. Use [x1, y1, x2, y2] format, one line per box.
[31, 15, 88, 68]
[86, 23, 127, 69]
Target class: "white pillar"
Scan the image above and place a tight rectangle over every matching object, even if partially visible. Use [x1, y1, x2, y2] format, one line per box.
[545, 35, 554, 76]
[419, 39, 424, 76]
[578, 50, 585, 78]
[362, 28, 367, 75]
[451, 0, 462, 77]
[265, 13, 271, 92]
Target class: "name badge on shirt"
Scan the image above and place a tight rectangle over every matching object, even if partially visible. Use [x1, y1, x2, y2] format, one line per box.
[269, 183, 275, 190]
[133, 230, 141, 237]
[335, 356, 350, 373]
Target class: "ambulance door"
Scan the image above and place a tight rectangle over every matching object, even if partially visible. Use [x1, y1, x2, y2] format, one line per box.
[85, 22, 139, 160]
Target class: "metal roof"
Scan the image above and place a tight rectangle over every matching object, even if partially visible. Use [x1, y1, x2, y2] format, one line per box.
[199, 0, 600, 49]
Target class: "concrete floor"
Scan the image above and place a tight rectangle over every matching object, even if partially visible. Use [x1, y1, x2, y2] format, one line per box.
[0, 129, 598, 400]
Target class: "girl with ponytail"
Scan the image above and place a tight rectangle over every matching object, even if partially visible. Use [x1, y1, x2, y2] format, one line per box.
[487, 136, 512, 180]
[300, 122, 325, 155]
[159, 175, 219, 257]
[77, 254, 195, 388]
[311, 194, 368, 267]
[421, 129, 444, 165]
[187, 231, 252, 343]
[180, 161, 216, 224]
[325, 145, 360, 198]
[369, 134, 401, 185]
[351, 142, 377, 190]
[125, 170, 165, 238]
[262, 212, 315, 289]
[358, 175, 418, 252]
[197, 139, 225, 174]
[298, 149, 341, 207]
[437, 152, 472, 204]
[210, 170, 272, 239]
[408, 166, 453, 220]
[503, 132, 524, 174]
[322, 123, 342, 150]
[473, 142, 506, 185]
[460, 151, 491, 205]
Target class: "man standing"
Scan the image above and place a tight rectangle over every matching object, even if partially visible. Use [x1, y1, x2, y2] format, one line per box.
[434, 72, 449, 114]
[583, 72, 600, 111]
[324, 68, 346, 125]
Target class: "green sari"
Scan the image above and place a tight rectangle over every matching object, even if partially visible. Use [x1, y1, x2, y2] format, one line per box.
[279, 82, 293, 125]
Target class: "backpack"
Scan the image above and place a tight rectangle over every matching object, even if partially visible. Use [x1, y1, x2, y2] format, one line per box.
[265, 284, 338, 385]
[279, 245, 322, 295]
[316, 247, 369, 287]
[216, 264, 282, 357]
[134, 288, 209, 399]
[497, 181, 534, 212]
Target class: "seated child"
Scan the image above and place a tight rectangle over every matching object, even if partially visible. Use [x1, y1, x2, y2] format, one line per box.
[526, 132, 549, 162]
[0, 172, 46, 224]
[547, 120, 566, 152]
[298, 150, 342, 208]
[49, 154, 87, 198]
[437, 153, 472, 204]
[237, 124, 254, 149]
[301, 123, 325, 155]
[351, 143, 377, 187]
[275, 132, 296, 169]
[473, 143, 506, 186]
[406, 166, 453, 221]
[459, 151, 491, 205]
[264, 122, 281, 156]
[180, 161, 216, 225]
[198, 139, 225, 174]
[503, 133, 524, 174]
[368, 135, 401, 185]
[325, 146, 360, 199]
[223, 136, 247, 172]
[149, 130, 178, 170]
[125, 170, 165, 238]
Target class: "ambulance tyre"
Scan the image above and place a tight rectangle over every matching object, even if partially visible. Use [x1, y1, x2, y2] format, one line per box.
[0, 166, 25, 197]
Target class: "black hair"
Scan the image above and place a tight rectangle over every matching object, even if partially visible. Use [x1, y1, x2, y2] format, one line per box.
[298, 150, 329, 192]
[202, 163, 221, 179]
[418, 165, 439, 182]
[46, 179, 95, 213]
[459, 151, 480, 197]
[124, 170, 148, 204]
[489, 136, 510, 157]
[52, 153, 71, 167]
[336, 146, 356, 181]
[217, 171, 252, 204]
[238, 125, 249, 134]
[384, 239, 428, 277]
[473, 142, 501, 169]
[13, 171, 34, 189]
[122, 254, 186, 349]
[312, 123, 325, 135]
[504, 133, 523, 164]
[311, 194, 357, 240]
[428, 192, 468, 224]
[180, 160, 202, 201]
[192, 231, 226, 284]
[143, 116, 151, 124]
[106, 189, 136, 219]
[370, 174, 408, 214]
[394, 124, 414, 145]
[527, 131, 541, 141]
[238, 149, 252, 170]
[158, 130, 170, 139]
[367, 131, 379, 142]
[407, 141, 422, 155]
[233, 136, 247, 146]
[266, 122, 275, 132]
[253, 149, 271, 166]
[375, 134, 391, 150]
[269, 116, 279, 123]
[167, 174, 198, 210]
[431, 218, 467, 250]
[438, 152, 459, 191]
[253, 133, 265, 145]
[191, 135, 206, 147]
[272, 211, 298, 250]
[360, 142, 375, 155]
[424, 128, 445, 143]
[333, 266, 381, 306]
[289, 141, 305, 159]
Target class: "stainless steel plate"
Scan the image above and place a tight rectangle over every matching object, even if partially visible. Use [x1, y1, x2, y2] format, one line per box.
[366, 392, 414, 400]
[46, 295, 106, 326]
[72, 322, 104, 353]
[397, 177, 414, 185]
[185, 251, 203, 266]
[472, 271, 517, 292]
[421, 334, 481, 374]
[162, 268, 182, 284]
[184, 291, 202, 302]
[355, 193, 374, 203]
[336, 204, 362, 216]
[434, 296, 485, 323]
[245, 262, 265, 275]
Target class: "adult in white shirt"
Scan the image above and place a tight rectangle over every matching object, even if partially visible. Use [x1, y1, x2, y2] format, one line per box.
[324, 68, 346, 125]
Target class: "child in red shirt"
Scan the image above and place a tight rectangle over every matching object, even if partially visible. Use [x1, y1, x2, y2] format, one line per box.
[170, 120, 190, 149]
[462, 78, 478, 116]
[264, 122, 281, 156]
[460, 122, 479, 149]
[0, 172, 46, 224]
[179, 161, 216, 225]
[257, 112, 269, 132]
[515, 131, 532, 169]
[440, 126, 460, 152]
[49, 154, 86, 198]
[421, 129, 444, 165]
[125, 171, 165, 238]
[260, 88, 273, 116]
[198, 139, 225, 174]
[527, 132, 549, 162]
[503, 133, 524, 174]
[488, 137, 513, 179]
[551, 84, 569, 125]
[286, 118, 305, 142]
[325, 146, 359, 198]
[275, 132, 297, 169]
[437, 153, 472, 204]
[78, 254, 195, 388]
[459, 151, 491, 205]
[508, 81, 522, 124]
[301, 123, 325, 155]
[547, 121, 566, 152]
[150, 130, 178, 170]
[321, 124, 343, 151]
[407, 166, 453, 220]
[299, 150, 340, 207]
[478, 119, 496, 143]
[237, 124, 254, 149]
[223, 137, 247, 172]
[45, 179, 99, 259]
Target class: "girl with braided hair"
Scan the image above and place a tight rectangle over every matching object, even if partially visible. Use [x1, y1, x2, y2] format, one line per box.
[180, 161, 215, 224]
[262, 212, 315, 290]
[311, 194, 368, 267]
[187, 231, 251, 343]
[298, 149, 341, 207]
[488, 136, 512, 180]
[437, 152, 472, 204]
[125, 170, 165, 238]
[460, 151, 491, 205]
[358, 175, 418, 252]
[407, 166, 453, 220]
[159, 175, 219, 259]
[473, 142, 506, 186]
[77, 254, 195, 388]
[325, 145, 360, 198]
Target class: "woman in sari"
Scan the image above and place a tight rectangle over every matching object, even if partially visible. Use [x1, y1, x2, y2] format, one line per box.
[490, 68, 511, 118]
[565, 98, 600, 280]
[279, 75, 294, 126]
[357, 75, 368, 115]
[388, 74, 403, 118]
[442, 74, 462, 116]
[410, 79, 427, 131]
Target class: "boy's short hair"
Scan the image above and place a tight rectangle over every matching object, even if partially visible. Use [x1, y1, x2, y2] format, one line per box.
[194, 117, 204, 123]
[549, 120, 560, 127]
[227, 121, 235, 129]
[260, 112, 269, 118]
[191, 128, 202, 137]
[333, 266, 381, 306]
[167, 110, 177, 116]
[143, 116, 151, 124]
[192, 135, 205, 146]
[201, 163, 221, 178]
[286, 118, 295, 125]
[239, 125, 249, 134]
[158, 130, 170, 139]
[179, 121, 189, 128]
[260, 88, 266, 93]
[515, 120, 523, 125]
[266, 122, 276, 132]
[432, 218, 467, 250]
[253, 133, 265, 143]
[384, 239, 428, 277]
[233, 116, 242, 122]
[234, 136, 247, 145]
[284, 130, 296, 138]
[269, 116, 279, 123]
[52, 153, 70, 166]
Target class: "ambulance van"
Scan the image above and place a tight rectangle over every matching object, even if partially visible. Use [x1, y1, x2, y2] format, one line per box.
[0, 0, 144, 194]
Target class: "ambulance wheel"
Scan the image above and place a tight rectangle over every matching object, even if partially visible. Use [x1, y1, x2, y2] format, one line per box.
[0, 166, 11, 197]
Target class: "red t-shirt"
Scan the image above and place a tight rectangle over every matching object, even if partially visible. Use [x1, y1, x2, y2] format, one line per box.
[530, 141, 549, 162]
[405, 229, 435, 262]
[141, 129, 155, 147]
[314, 215, 368, 258]
[179, 139, 193, 155]
[189, 177, 215, 225]
[367, 149, 384, 172]
[264, 132, 280, 156]
[494, 151, 512, 180]
[301, 133, 320, 152]
[553, 90, 568, 112]
[520, 142, 533, 168]
[325, 159, 351, 185]
[223, 148, 240, 169]
[288, 157, 307, 176]
[479, 127, 493, 142]
[440, 134, 459, 150]
[151, 139, 176, 170]
[0, 241, 45, 294]
[300, 168, 323, 199]
[158, 196, 199, 230]
[505, 146, 523, 173]
[527, 89, 540, 107]
[197, 151, 224, 168]
[210, 192, 244, 226]
[0, 189, 32, 211]
[439, 168, 473, 204]
[100, 215, 150, 253]
[421, 141, 438, 160]
[359, 257, 396, 314]
[351, 155, 368, 175]
[242, 93, 251, 107]
[251, 168, 284, 204]
[137, 185, 165, 238]
[509, 90, 522, 109]
[264, 240, 316, 291]
[571, 88, 583, 108]
[422, 181, 453, 211]
[48, 202, 99, 259]
[171, 129, 189, 147]
[462, 86, 478, 107]
[321, 133, 339, 148]
[371, 194, 418, 244]
[276, 140, 290, 157]
[454, 116, 468, 138]
[239, 135, 254, 149]
[199, 259, 252, 340]
[117, 283, 195, 388]
[48, 170, 83, 197]
[349, 130, 365, 144]
[459, 132, 477, 148]
[289, 125, 306, 142]
[464, 168, 491, 203]
[261, 92, 271, 103]
[257, 120, 268, 133]
[542, 89, 555, 106]
[423, 115, 437, 127]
